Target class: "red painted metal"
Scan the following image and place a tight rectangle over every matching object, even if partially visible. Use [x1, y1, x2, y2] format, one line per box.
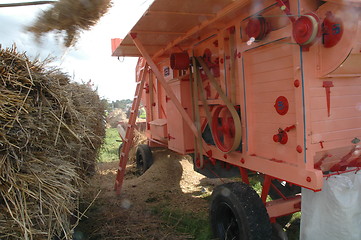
[211, 105, 237, 152]
[294, 79, 300, 88]
[266, 195, 301, 219]
[322, 11, 343, 48]
[209, 157, 216, 165]
[293, 13, 319, 46]
[330, 147, 357, 172]
[349, 156, 361, 168]
[111, 0, 361, 229]
[273, 130, 288, 144]
[324, 167, 361, 179]
[270, 182, 287, 200]
[323, 80, 334, 117]
[115, 65, 147, 194]
[245, 16, 270, 40]
[275, 0, 295, 23]
[204, 83, 211, 98]
[239, 167, 250, 184]
[261, 175, 273, 203]
[274, 96, 289, 115]
[314, 154, 332, 170]
[201, 49, 220, 78]
[170, 52, 190, 70]
[111, 38, 122, 54]
[130, 33, 137, 39]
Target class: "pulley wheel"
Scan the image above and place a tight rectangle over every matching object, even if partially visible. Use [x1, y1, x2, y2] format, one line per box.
[293, 14, 319, 46]
[211, 105, 241, 153]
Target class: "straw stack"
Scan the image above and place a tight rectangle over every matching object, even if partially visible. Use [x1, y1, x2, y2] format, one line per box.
[27, 0, 112, 47]
[0, 46, 106, 239]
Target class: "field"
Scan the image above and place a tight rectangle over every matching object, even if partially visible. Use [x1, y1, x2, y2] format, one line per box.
[75, 128, 300, 239]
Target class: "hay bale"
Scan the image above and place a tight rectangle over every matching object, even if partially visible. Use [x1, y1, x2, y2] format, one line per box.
[106, 108, 126, 128]
[0, 46, 106, 239]
[27, 0, 112, 47]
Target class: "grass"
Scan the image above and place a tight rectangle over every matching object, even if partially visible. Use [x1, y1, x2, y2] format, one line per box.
[151, 205, 212, 240]
[98, 128, 121, 162]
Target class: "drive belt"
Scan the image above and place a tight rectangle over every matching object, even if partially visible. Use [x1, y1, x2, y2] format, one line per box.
[195, 56, 242, 153]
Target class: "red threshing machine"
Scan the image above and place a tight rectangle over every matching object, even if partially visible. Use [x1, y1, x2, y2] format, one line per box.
[111, 0, 361, 239]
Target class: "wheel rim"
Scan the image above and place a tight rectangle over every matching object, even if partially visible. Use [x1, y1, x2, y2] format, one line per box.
[211, 105, 237, 153]
[215, 202, 242, 240]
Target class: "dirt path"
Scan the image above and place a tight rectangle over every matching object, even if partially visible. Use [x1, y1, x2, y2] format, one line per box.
[75, 149, 224, 240]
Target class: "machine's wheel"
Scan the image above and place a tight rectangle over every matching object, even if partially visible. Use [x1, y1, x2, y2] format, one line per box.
[136, 144, 153, 174]
[272, 222, 288, 240]
[210, 182, 272, 240]
[211, 105, 241, 153]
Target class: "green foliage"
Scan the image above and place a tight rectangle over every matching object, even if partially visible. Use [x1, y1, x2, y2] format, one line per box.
[101, 99, 112, 113]
[98, 128, 121, 162]
[110, 99, 132, 112]
[139, 107, 146, 119]
[152, 205, 212, 240]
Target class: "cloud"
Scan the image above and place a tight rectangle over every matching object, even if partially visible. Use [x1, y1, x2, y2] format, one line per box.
[0, 0, 154, 101]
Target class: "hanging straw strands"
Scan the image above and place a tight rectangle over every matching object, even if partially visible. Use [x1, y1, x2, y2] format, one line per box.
[27, 0, 112, 47]
[0, 46, 106, 240]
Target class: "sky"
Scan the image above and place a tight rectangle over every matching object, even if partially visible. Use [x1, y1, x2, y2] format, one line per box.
[0, 0, 153, 101]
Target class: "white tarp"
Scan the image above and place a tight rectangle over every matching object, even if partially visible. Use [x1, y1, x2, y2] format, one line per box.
[300, 171, 361, 240]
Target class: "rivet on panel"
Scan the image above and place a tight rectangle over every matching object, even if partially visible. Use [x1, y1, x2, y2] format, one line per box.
[306, 176, 311, 182]
[294, 79, 300, 88]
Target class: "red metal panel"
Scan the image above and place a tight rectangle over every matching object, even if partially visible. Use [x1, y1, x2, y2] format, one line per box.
[243, 41, 298, 164]
[166, 78, 194, 154]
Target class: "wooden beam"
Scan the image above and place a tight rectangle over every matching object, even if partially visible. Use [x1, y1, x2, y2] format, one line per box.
[132, 30, 185, 35]
[153, 0, 251, 59]
[147, 10, 216, 17]
[117, 44, 165, 48]
[130, 33, 198, 136]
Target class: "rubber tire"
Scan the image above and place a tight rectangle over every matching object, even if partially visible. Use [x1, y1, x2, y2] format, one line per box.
[135, 144, 153, 174]
[271, 222, 288, 240]
[210, 182, 272, 240]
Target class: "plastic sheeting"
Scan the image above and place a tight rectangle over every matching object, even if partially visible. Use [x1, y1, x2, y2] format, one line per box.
[300, 171, 361, 240]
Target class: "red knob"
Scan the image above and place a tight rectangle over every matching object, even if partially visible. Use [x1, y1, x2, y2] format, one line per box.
[273, 131, 288, 144]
